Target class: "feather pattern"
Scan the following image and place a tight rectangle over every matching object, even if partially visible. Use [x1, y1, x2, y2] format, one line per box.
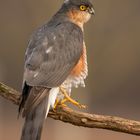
[19, 0, 94, 139]
[19, 86, 49, 140]
[61, 43, 88, 94]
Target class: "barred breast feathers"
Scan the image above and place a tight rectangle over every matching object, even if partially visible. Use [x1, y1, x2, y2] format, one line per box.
[62, 42, 88, 94]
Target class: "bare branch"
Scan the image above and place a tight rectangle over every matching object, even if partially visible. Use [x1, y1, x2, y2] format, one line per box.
[0, 82, 140, 136]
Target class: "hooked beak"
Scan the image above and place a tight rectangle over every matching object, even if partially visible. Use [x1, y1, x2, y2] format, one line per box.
[88, 7, 95, 15]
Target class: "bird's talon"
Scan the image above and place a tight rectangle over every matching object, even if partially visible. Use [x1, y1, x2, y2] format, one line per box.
[78, 104, 86, 109]
[60, 87, 87, 109]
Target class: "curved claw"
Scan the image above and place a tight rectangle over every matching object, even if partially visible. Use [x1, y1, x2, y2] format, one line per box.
[78, 104, 87, 109]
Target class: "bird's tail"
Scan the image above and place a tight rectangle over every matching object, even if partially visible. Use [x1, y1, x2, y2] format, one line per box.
[19, 83, 59, 140]
[19, 84, 50, 140]
[20, 95, 48, 140]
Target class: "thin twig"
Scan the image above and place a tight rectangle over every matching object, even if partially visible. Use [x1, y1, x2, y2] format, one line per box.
[0, 82, 140, 136]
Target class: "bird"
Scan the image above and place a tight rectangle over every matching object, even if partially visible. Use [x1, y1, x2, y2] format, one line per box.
[19, 0, 94, 140]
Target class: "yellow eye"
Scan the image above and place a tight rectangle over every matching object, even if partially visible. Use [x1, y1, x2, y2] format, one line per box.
[80, 5, 87, 11]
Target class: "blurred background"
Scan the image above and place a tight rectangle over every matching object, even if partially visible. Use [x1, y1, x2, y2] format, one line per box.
[0, 0, 140, 139]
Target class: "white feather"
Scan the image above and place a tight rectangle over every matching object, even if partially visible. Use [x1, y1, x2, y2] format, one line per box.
[45, 87, 59, 118]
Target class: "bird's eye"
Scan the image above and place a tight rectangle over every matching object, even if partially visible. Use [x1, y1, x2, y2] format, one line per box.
[79, 5, 87, 11]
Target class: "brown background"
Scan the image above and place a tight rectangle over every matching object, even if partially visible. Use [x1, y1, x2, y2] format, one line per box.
[0, 0, 140, 140]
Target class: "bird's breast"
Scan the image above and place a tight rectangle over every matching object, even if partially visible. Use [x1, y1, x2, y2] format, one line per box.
[70, 45, 87, 77]
[61, 43, 88, 94]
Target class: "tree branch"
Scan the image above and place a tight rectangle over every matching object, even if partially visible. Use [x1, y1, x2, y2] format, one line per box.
[0, 82, 140, 136]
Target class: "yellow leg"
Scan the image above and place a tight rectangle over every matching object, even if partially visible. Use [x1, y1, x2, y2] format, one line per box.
[53, 98, 67, 110]
[60, 87, 86, 109]
[60, 98, 68, 104]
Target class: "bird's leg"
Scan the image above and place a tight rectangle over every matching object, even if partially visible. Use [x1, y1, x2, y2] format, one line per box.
[60, 87, 86, 109]
[53, 98, 67, 110]
[60, 98, 68, 104]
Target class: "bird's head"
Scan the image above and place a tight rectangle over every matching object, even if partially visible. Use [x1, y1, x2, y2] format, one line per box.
[59, 0, 95, 28]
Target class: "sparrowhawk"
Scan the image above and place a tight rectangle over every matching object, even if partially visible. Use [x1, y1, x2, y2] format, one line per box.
[19, 0, 94, 140]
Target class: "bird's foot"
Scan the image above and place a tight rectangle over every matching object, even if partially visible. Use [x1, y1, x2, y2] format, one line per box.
[53, 98, 67, 111]
[60, 87, 86, 109]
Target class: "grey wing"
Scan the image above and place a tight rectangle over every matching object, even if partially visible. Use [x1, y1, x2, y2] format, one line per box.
[24, 22, 83, 88]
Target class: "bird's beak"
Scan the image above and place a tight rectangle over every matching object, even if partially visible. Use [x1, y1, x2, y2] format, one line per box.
[88, 7, 95, 15]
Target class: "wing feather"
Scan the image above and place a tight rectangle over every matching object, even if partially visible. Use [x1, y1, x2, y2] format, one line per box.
[24, 22, 83, 88]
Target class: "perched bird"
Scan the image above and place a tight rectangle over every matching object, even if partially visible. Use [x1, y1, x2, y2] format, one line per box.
[19, 0, 94, 140]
